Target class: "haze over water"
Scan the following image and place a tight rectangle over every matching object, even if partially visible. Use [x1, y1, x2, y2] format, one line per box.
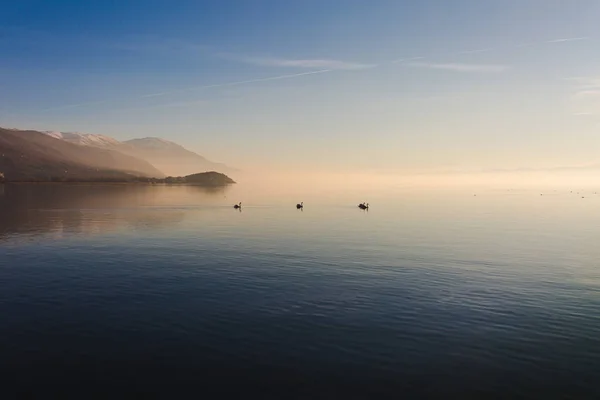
[1, 179, 599, 397]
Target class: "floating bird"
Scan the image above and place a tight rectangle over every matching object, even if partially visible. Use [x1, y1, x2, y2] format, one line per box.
[358, 202, 369, 210]
[233, 202, 242, 209]
[296, 202, 303, 209]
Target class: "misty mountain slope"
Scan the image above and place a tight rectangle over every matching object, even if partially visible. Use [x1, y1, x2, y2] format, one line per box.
[41, 132, 235, 177]
[0, 128, 164, 181]
[120, 137, 235, 177]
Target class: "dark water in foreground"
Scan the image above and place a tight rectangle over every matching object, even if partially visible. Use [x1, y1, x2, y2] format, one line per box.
[1, 183, 599, 398]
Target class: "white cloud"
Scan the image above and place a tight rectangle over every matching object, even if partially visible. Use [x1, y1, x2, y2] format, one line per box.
[220, 53, 375, 70]
[407, 62, 508, 73]
[547, 36, 589, 43]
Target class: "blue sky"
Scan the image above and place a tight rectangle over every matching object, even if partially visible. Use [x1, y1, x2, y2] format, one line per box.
[2, 0, 600, 171]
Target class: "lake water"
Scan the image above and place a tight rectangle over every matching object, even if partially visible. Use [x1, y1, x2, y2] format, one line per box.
[1, 181, 600, 398]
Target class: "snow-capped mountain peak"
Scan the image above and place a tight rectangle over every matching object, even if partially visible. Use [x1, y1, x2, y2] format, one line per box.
[43, 131, 121, 148]
[123, 137, 183, 150]
[43, 131, 65, 140]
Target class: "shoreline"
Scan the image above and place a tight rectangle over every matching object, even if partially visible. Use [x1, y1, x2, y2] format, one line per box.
[1, 182, 235, 187]
[0, 171, 236, 187]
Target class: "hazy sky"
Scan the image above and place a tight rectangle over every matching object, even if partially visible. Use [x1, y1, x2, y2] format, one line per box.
[1, 0, 599, 172]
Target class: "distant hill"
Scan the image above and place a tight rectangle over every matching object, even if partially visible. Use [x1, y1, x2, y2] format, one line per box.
[0, 127, 164, 181]
[120, 138, 235, 177]
[41, 131, 235, 177]
[169, 171, 235, 186]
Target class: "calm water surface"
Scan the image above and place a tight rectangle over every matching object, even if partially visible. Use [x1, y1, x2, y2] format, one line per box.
[1, 183, 599, 398]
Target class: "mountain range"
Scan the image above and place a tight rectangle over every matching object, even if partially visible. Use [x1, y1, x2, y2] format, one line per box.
[0, 127, 234, 182]
[43, 131, 234, 177]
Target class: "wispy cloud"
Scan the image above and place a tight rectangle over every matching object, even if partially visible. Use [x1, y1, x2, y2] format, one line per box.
[517, 36, 590, 47]
[140, 69, 333, 98]
[547, 36, 589, 43]
[392, 56, 424, 64]
[111, 36, 210, 55]
[114, 99, 210, 113]
[220, 53, 375, 70]
[575, 89, 600, 97]
[261, 58, 375, 70]
[575, 77, 600, 89]
[568, 76, 600, 96]
[407, 62, 508, 73]
[458, 48, 492, 55]
[40, 69, 333, 112]
[569, 76, 600, 116]
[34, 33, 590, 113]
[41, 99, 110, 112]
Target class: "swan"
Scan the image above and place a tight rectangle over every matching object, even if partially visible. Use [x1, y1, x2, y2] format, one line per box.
[359, 203, 369, 210]
[234, 202, 242, 209]
[296, 202, 303, 209]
